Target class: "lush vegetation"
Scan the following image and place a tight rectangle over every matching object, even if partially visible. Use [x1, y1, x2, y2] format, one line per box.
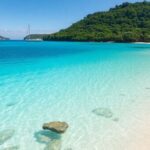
[43, 1, 150, 42]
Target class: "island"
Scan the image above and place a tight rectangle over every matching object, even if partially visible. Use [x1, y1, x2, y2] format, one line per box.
[24, 34, 46, 41]
[0, 35, 9, 40]
[42, 2, 150, 42]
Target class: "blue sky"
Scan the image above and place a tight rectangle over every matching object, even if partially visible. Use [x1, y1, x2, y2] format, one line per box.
[0, 0, 142, 39]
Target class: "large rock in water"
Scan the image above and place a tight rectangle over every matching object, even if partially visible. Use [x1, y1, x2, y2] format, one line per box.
[43, 122, 69, 134]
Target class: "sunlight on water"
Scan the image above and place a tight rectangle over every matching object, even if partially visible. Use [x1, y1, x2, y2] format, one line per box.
[0, 41, 150, 150]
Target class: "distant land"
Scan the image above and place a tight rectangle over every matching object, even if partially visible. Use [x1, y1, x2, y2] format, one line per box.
[24, 1, 150, 42]
[0, 35, 9, 40]
[24, 34, 47, 41]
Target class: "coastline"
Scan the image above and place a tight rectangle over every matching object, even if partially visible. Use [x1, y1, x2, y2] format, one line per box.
[1, 39, 150, 45]
[133, 42, 150, 44]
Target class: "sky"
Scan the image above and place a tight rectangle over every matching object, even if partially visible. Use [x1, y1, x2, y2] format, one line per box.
[0, 0, 143, 39]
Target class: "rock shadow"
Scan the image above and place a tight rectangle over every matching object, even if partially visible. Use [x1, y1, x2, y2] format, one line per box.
[34, 130, 61, 150]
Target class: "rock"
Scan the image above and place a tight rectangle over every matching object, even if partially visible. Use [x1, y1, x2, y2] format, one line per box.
[43, 122, 69, 134]
[6, 102, 17, 107]
[1, 145, 19, 150]
[119, 93, 126, 96]
[113, 117, 119, 122]
[44, 139, 61, 150]
[0, 129, 15, 145]
[92, 108, 113, 118]
[35, 132, 51, 144]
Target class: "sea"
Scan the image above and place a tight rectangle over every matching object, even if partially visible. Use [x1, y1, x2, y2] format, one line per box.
[0, 41, 150, 150]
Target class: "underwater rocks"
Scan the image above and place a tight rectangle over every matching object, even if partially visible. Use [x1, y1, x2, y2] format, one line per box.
[35, 130, 62, 150]
[1, 145, 19, 150]
[35, 131, 51, 144]
[6, 102, 17, 107]
[34, 130, 61, 144]
[44, 139, 61, 150]
[112, 117, 119, 122]
[38, 121, 69, 149]
[92, 107, 119, 122]
[43, 122, 69, 134]
[0, 129, 15, 145]
[92, 108, 113, 118]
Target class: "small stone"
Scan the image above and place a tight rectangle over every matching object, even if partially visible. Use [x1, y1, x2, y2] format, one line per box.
[0, 129, 15, 145]
[43, 122, 69, 134]
[113, 118, 119, 122]
[120, 93, 126, 96]
[92, 108, 113, 118]
[36, 133, 51, 144]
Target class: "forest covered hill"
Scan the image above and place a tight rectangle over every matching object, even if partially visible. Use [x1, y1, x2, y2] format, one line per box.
[43, 2, 150, 42]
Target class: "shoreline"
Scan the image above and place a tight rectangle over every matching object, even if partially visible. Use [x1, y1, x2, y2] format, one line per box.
[1, 40, 150, 45]
[133, 42, 150, 44]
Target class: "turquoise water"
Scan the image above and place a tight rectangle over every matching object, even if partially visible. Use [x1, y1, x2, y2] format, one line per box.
[0, 41, 150, 150]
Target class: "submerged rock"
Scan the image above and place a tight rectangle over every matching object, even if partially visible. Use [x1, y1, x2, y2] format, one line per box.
[0, 129, 15, 145]
[113, 117, 119, 122]
[43, 122, 69, 134]
[1, 145, 19, 150]
[92, 108, 113, 118]
[35, 132, 51, 144]
[44, 139, 61, 150]
[6, 102, 17, 107]
[119, 93, 126, 96]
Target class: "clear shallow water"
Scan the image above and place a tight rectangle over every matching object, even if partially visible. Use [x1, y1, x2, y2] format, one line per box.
[0, 41, 150, 150]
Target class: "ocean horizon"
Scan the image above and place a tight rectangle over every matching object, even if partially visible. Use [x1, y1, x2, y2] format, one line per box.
[0, 41, 150, 150]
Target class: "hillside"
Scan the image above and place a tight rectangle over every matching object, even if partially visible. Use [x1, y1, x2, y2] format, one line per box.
[0, 35, 9, 40]
[43, 1, 150, 42]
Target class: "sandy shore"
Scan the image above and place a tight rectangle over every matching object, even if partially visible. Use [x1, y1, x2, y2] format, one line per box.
[133, 42, 150, 44]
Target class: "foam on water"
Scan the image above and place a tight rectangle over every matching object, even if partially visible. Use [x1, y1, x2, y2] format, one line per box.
[0, 41, 150, 150]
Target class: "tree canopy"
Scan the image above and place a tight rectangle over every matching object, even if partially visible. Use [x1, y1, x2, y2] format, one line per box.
[43, 1, 150, 42]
